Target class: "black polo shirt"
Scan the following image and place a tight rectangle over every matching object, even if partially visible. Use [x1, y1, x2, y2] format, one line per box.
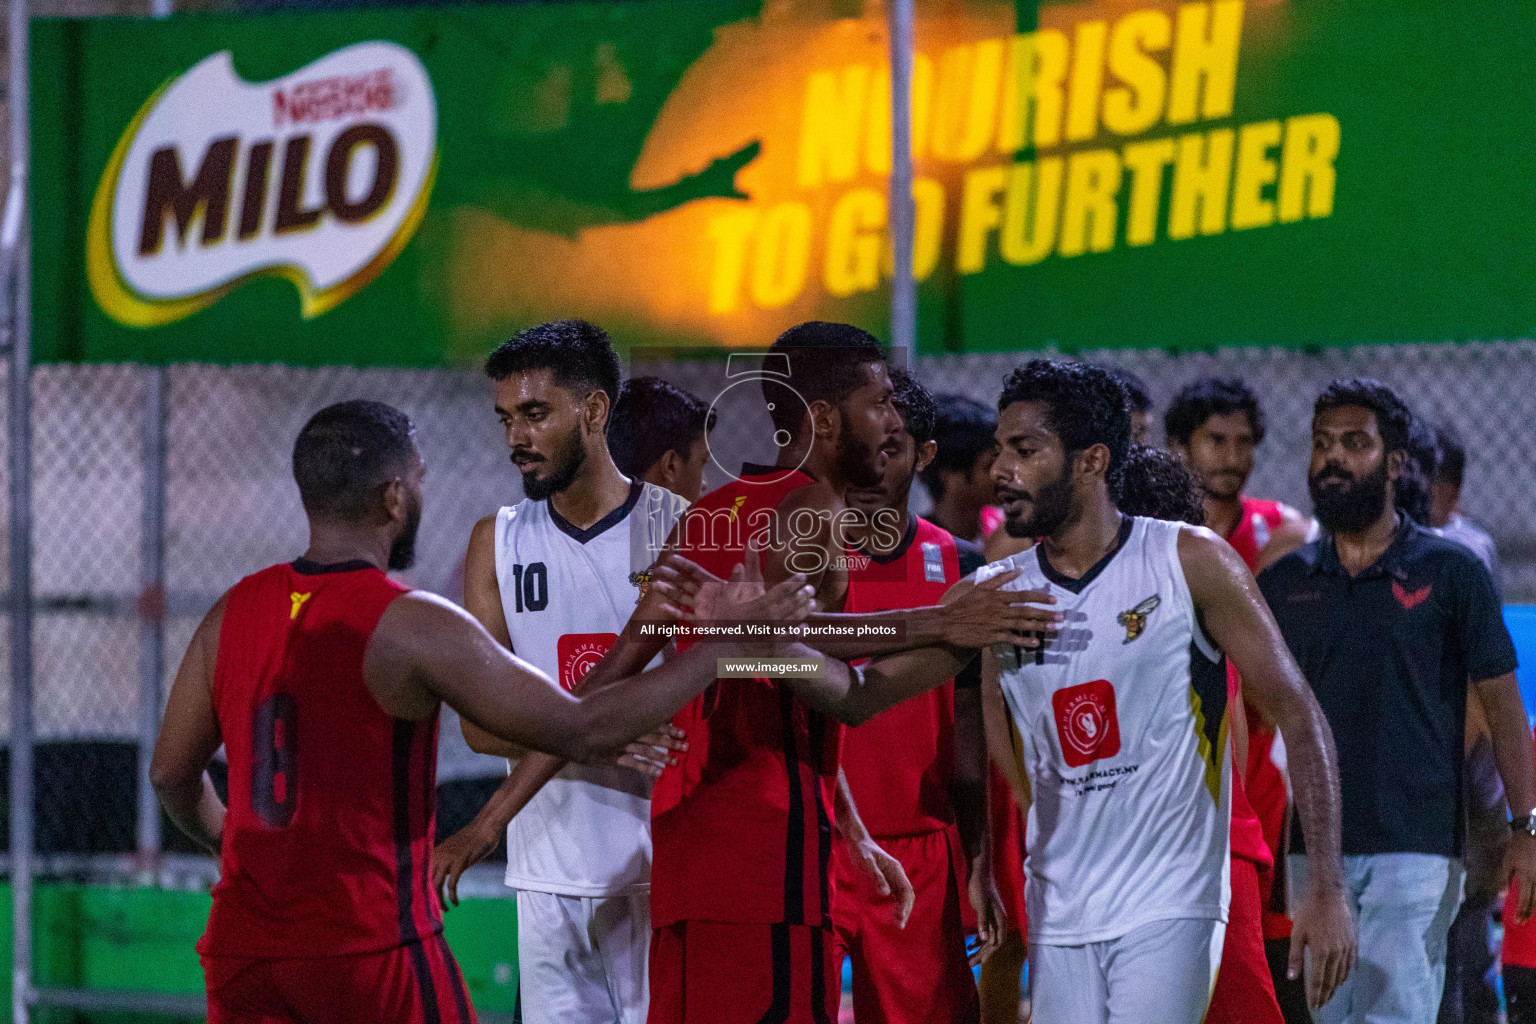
[1258, 518, 1517, 858]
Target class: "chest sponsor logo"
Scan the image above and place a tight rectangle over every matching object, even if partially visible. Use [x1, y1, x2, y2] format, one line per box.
[288, 591, 311, 620]
[1393, 580, 1432, 610]
[1052, 679, 1121, 768]
[88, 41, 437, 328]
[558, 632, 619, 692]
[1116, 594, 1160, 643]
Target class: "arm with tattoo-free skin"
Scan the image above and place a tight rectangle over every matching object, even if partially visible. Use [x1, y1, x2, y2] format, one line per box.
[1177, 526, 1356, 1011]
[834, 768, 915, 927]
[1473, 671, 1536, 921]
[954, 683, 1006, 963]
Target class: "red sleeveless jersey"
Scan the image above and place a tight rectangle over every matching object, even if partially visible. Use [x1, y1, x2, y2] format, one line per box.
[651, 465, 843, 928]
[1226, 496, 1293, 935]
[840, 517, 961, 839]
[197, 561, 440, 961]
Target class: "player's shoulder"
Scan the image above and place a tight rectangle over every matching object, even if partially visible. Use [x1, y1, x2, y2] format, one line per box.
[1407, 520, 1495, 578]
[975, 547, 1036, 586]
[637, 480, 691, 519]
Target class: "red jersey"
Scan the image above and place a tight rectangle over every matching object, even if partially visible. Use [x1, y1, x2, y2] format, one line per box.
[651, 466, 844, 929]
[1227, 495, 1294, 938]
[198, 560, 437, 961]
[840, 517, 961, 839]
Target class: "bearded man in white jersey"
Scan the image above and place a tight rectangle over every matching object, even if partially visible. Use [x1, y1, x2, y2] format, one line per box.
[435, 320, 692, 1024]
[972, 360, 1356, 1024]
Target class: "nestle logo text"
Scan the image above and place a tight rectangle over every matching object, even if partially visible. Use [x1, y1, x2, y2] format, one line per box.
[273, 68, 396, 127]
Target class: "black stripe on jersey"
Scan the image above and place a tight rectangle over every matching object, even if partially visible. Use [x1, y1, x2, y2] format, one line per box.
[1188, 641, 1229, 805]
[778, 689, 806, 924]
[809, 926, 834, 1024]
[756, 922, 792, 1024]
[393, 720, 443, 1024]
[434, 932, 473, 1024]
[807, 712, 833, 925]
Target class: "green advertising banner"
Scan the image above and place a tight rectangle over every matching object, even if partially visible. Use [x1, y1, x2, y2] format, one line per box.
[30, 0, 1536, 365]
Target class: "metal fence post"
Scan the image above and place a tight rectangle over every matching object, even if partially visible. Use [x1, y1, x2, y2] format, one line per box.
[887, 0, 916, 356]
[137, 366, 167, 870]
[7, 0, 34, 1011]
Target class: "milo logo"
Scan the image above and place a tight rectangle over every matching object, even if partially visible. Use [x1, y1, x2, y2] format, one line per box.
[87, 41, 437, 327]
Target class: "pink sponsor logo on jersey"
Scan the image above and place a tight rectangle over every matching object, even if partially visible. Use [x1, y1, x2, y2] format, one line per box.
[1052, 679, 1121, 768]
[558, 632, 618, 692]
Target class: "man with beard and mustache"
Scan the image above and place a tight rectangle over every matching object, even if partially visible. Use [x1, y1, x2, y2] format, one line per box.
[553, 323, 1057, 1024]
[958, 360, 1355, 1024]
[1258, 379, 1536, 1024]
[151, 400, 820, 1024]
[441, 320, 699, 1024]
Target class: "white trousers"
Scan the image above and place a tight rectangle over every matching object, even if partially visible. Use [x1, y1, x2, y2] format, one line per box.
[515, 888, 650, 1024]
[1029, 916, 1224, 1024]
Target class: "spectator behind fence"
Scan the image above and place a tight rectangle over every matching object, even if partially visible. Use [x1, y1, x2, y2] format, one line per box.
[606, 376, 715, 503]
[1428, 424, 1500, 583]
[1257, 378, 1534, 1024]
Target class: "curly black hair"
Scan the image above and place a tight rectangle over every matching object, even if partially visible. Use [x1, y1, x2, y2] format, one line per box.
[1314, 377, 1412, 456]
[1164, 377, 1266, 446]
[890, 369, 937, 445]
[1115, 445, 1206, 525]
[484, 320, 622, 416]
[997, 359, 1131, 491]
[1396, 416, 1438, 524]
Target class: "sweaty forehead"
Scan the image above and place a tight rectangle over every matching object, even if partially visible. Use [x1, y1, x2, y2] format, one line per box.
[495, 368, 576, 408]
[997, 399, 1058, 442]
[1313, 404, 1380, 435]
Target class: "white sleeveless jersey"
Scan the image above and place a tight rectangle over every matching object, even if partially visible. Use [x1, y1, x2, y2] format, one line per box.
[978, 516, 1231, 945]
[495, 480, 689, 897]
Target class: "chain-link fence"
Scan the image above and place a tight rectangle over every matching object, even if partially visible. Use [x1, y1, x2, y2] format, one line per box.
[0, 339, 1532, 869]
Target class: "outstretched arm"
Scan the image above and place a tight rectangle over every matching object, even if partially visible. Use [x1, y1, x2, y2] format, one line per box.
[1179, 526, 1355, 1011]
[366, 558, 817, 763]
[149, 595, 230, 855]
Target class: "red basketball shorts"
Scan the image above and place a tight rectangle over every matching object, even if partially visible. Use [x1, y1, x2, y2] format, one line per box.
[202, 935, 475, 1024]
[648, 920, 839, 1024]
[1205, 856, 1285, 1024]
[831, 826, 979, 1024]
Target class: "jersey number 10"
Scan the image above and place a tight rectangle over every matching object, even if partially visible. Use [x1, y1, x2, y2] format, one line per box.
[510, 562, 550, 613]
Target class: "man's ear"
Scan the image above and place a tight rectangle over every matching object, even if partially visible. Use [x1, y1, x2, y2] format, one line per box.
[808, 399, 839, 444]
[586, 389, 612, 436]
[1386, 448, 1407, 481]
[915, 439, 938, 475]
[1076, 442, 1113, 481]
[651, 449, 684, 489]
[382, 478, 408, 524]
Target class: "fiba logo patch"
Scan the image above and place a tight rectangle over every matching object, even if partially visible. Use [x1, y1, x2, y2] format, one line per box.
[1052, 679, 1121, 768]
[557, 632, 618, 692]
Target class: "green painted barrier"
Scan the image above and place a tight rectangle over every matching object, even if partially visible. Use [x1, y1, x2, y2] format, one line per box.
[0, 882, 518, 1020]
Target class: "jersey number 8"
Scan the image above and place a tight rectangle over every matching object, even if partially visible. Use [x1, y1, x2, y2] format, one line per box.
[253, 692, 298, 827]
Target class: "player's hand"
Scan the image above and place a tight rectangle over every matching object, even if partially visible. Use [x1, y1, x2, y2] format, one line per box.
[432, 821, 500, 910]
[849, 837, 915, 929]
[685, 544, 816, 634]
[1288, 880, 1357, 1011]
[965, 855, 1007, 966]
[1503, 832, 1536, 924]
[646, 554, 721, 621]
[605, 724, 687, 778]
[942, 572, 1059, 649]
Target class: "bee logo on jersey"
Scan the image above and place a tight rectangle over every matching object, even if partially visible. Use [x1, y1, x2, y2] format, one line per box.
[558, 632, 619, 692]
[629, 567, 653, 598]
[1053, 679, 1121, 767]
[1116, 595, 1160, 643]
[289, 592, 311, 620]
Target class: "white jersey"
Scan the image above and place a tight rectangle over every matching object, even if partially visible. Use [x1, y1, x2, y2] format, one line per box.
[495, 480, 689, 897]
[978, 516, 1231, 945]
